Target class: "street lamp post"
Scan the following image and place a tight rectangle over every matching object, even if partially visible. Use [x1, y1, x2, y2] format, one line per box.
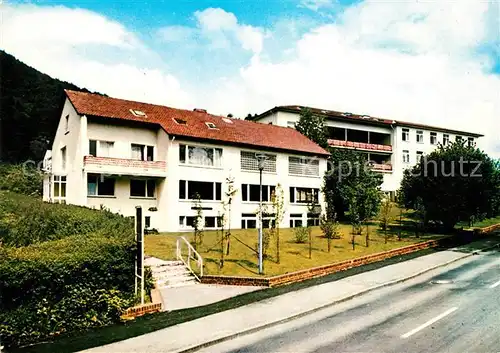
[256, 153, 268, 275]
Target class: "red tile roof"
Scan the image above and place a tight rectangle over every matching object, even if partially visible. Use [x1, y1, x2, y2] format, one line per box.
[65, 90, 330, 156]
[256, 105, 483, 138]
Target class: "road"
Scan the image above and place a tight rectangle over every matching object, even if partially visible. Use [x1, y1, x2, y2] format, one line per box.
[196, 247, 500, 353]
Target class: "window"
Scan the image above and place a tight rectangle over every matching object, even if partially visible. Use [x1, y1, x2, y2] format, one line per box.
[290, 187, 319, 204]
[443, 134, 450, 146]
[307, 213, 320, 227]
[173, 118, 187, 125]
[130, 179, 155, 198]
[288, 156, 319, 177]
[179, 180, 222, 201]
[87, 174, 115, 196]
[202, 216, 222, 228]
[403, 150, 410, 163]
[241, 213, 257, 229]
[290, 214, 303, 228]
[240, 152, 277, 173]
[241, 184, 276, 202]
[53, 175, 67, 203]
[205, 122, 217, 129]
[89, 140, 114, 157]
[416, 130, 424, 143]
[416, 151, 424, 163]
[89, 140, 97, 156]
[130, 109, 146, 117]
[145, 216, 151, 228]
[468, 137, 474, 147]
[402, 128, 410, 142]
[456, 136, 463, 143]
[287, 121, 296, 128]
[179, 144, 223, 167]
[65, 115, 69, 132]
[131, 144, 154, 161]
[61, 147, 67, 170]
[430, 132, 437, 145]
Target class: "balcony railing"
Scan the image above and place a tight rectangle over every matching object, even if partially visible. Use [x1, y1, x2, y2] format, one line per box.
[84, 156, 167, 177]
[371, 163, 393, 172]
[328, 139, 392, 152]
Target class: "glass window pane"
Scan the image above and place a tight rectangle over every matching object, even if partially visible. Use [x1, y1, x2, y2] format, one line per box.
[130, 179, 146, 197]
[242, 184, 248, 201]
[87, 175, 97, 196]
[188, 181, 214, 200]
[249, 184, 260, 202]
[147, 146, 154, 161]
[60, 183, 66, 197]
[131, 144, 143, 160]
[146, 180, 155, 197]
[179, 180, 186, 199]
[98, 177, 115, 196]
[179, 145, 186, 163]
[188, 146, 213, 166]
[89, 140, 97, 156]
[204, 217, 216, 228]
[214, 148, 223, 167]
[215, 182, 222, 200]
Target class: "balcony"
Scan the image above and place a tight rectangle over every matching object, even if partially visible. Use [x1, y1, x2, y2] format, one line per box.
[328, 139, 392, 152]
[371, 163, 393, 172]
[83, 156, 167, 177]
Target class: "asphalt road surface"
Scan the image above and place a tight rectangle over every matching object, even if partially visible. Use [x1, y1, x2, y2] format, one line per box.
[196, 247, 500, 353]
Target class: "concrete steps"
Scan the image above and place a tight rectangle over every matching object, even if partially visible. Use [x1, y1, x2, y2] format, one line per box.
[145, 257, 198, 289]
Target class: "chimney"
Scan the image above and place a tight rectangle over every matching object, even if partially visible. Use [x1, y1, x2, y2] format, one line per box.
[193, 108, 207, 114]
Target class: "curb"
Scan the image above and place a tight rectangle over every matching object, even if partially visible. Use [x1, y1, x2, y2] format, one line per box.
[176, 241, 500, 353]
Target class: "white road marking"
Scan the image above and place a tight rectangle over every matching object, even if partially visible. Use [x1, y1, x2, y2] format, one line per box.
[401, 307, 458, 339]
[489, 280, 500, 289]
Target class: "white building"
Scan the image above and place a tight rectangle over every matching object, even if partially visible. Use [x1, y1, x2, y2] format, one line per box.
[43, 91, 329, 232]
[252, 106, 483, 198]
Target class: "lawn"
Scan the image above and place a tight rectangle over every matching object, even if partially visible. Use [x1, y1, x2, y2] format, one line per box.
[145, 222, 443, 277]
[457, 216, 500, 229]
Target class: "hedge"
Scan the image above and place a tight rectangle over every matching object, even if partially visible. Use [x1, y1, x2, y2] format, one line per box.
[0, 234, 146, 348]
[0, 192, 153, 349]
[0, 191, 134, 247]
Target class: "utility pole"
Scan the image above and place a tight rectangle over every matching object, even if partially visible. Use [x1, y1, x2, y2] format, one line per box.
[256, 153, 268, 275]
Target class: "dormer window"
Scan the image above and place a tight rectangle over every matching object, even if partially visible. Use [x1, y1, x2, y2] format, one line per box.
[130, 109, 146, 117]
[206, 122, 217, 129]
[174, 118, 187, 125]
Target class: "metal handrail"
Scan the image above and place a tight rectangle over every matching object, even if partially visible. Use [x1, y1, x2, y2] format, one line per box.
[176, 236, 203, 281]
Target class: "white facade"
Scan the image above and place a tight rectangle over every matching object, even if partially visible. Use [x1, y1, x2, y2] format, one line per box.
[43, 98, 328, 232]
[257, 110, 481, 194]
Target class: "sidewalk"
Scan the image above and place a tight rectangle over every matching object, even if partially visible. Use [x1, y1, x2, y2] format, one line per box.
[81, 237, 500, 353]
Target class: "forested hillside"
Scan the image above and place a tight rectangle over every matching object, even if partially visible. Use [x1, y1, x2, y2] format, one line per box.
[0, 50, 95, 163]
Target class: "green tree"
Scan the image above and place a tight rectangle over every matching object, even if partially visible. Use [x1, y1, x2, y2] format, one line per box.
[270, 183, 285, 263]
[342, 168, 382, 248]
[295, 108, 329, 149]
[320, 205, 340, 253]
[192, 194, 203, 250]
[399, 141, 500, 230]
[379, 198, 393, 243]
[324, 149, 383, 221]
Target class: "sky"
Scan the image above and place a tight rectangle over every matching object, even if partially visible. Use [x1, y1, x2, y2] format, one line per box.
[1, 0, 499, 157]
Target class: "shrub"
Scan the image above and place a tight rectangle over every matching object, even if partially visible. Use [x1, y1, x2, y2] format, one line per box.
[0, 234, 142, 348]
[0, 163, 43, 196]
[293, 227, 309, 243]
[0, 191, 134, 247]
